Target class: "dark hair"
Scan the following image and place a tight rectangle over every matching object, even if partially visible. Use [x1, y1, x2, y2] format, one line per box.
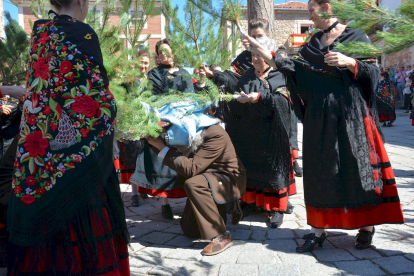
[380, 72, 389, 79]
[248, 18, 269, 34]
[137, 49, 150, 59]
[308, 0, 331, 5]
[50, 0, 73, 9]
[210, 64, 221, 70]
[155, 38, 172, 56]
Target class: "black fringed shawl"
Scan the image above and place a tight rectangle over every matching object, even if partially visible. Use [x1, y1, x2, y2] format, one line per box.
[231, 65, 292, 191]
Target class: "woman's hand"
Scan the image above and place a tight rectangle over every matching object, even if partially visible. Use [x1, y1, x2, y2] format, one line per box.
[201, 64, 213, 78]
[236, 92, 259, 104]
[0, 105, 14, 116]
[146, 136, 167, 151]
[324, 51, 357, 73]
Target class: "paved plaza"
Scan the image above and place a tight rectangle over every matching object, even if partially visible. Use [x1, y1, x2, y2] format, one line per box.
[1, 110, 414, 276]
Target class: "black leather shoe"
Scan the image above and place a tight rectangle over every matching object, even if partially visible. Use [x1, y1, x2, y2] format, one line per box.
[284, 201, 294, 214]
[162, 204, 173, 219]
[269, 211, 284, 228]
[131, 195, 139, 207]
[293, 160, 303, 177]
[296, 232, 327, 253]
[355, 227, 375, 250]
[229, 200, 243, 225]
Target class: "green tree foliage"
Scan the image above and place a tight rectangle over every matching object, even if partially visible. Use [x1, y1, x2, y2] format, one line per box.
[163, 0, 237, 69]
[329, 0, 414, 57]
[0, 12, 29, 85]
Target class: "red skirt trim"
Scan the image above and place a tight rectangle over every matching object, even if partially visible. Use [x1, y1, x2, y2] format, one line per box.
[306, 112, 404, 229]
[13, 207, 130, 276]
[292, 149, 299, 160]
[114, 159, 135, 184]
[138, 186, 187, 198]
[240, 181, 296, 211]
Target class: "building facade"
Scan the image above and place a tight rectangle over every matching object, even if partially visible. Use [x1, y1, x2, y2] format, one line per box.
[10, 0, 166, 53]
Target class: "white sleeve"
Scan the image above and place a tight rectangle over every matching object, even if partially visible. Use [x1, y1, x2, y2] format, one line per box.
[157, 146, 170, 160]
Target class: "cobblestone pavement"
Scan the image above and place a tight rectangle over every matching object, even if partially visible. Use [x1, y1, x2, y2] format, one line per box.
[1, 110, 413, 276]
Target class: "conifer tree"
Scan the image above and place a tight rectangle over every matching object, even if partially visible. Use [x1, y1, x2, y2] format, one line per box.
[329, 0, 414, 57]
[0, 12, 29, 85]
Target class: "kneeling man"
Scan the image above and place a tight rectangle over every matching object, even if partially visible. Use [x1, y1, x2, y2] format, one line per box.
[147, 122, 246, 256]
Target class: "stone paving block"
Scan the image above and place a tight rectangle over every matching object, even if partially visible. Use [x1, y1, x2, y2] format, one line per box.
[251, 230, 267, 241]
[148, 258, 186, 275]
[267, 228, 295, 240]
[164, 235, 195, 247]
[312, 248, 356, 262]
[335, 260, 385, 276]
[246, 213, 269, 222]
[374, 240, 414, 256]
[243, 242, 265, 251]
[162, 224, 183, 234]
[175, 261, 220, 276]
[128, 226, 154, 239]
[297, 262, 341, 276]
[218, 264, 258, 276]
[372, 256, 414, 274]
[165, 248, 203, 262]
[226, 221, 251, 230]
[251, 221, 269, 231]
[264, 239, 298, 256]
[259, 264, 301, 276]
[279, 220, 299, 229]
[236, 251, 279, 264]
[230, 229, 252, 240]
[129, 240, 149, 253]
[405, 254, 414, 262]
[138, 231, 177, 245]
[129, 254, 162, 274]
[139, 221, 175, 231]
[135, 245, 175, 258]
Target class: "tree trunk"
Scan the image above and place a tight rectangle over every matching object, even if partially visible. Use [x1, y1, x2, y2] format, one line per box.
[247, 0, 276, 38]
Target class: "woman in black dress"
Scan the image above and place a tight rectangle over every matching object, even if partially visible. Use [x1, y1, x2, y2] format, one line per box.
[241, 0, 404, 252]
[376, 72, 396, 127]
[232, 36, 295, 229]
[130, 39, 194, 219]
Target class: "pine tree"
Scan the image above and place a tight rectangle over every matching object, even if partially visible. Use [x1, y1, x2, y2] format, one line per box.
[329, 0, 414, 57]
[163, 0, 237, 69]
[0, 12, 29, 85]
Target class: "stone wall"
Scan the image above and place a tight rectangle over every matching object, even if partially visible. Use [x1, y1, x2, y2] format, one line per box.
[381, 46, 414, 68]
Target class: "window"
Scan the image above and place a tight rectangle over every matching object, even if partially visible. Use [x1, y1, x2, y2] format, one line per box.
[129, 8, 147, 29]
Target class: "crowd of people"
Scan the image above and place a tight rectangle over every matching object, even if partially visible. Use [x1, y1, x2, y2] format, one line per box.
[376, 64, 414, 126]
[0, 0, 407, 274]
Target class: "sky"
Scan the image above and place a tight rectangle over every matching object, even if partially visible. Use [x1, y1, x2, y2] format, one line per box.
[3, 0, 309, 24]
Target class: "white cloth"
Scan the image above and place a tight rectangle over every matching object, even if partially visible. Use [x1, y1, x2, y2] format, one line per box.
[158, 146, 170, 160]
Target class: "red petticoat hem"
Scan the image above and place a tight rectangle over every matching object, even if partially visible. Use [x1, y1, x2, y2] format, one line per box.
[137, 186, 187, 198]
[240, 182, 296, 211]
[306, 201, 404, 229]
[292, 149, 299, 160]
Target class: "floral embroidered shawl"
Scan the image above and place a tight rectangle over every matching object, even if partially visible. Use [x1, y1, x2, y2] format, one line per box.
[7, 12, 127, 254]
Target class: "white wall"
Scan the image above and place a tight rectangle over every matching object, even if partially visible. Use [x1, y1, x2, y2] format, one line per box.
[381, 0, 401, 10]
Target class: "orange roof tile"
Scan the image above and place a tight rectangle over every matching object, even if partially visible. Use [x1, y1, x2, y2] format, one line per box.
[274, 1, 308, 9]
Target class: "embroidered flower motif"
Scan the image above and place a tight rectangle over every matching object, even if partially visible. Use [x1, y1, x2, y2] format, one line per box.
[25, 176, 37, 186]
[37, 32, 50, 45]
[59, 60, 73, 74]
[84, 33, 93, 40]
[21, 195, 36, 205]
[33, 57, 50, 80]
[72, 95, 100, 118]
[24, 131, 49, 157]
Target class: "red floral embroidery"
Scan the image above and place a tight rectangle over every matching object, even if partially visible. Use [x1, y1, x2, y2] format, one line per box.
[43, 106, 51, 116]
[27, 115, 37, 126]
[37, 32, 50, 45]
[25, 176, 37, 186]
[72, 95, 100, 118]
[24, 131, 49, 157]
[33, 57, 50, 80]
[80, 128, 90, 138]
[14, 186, 22, 194]
[59, 60, 72, 74]
[21, 195, 36, 205]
